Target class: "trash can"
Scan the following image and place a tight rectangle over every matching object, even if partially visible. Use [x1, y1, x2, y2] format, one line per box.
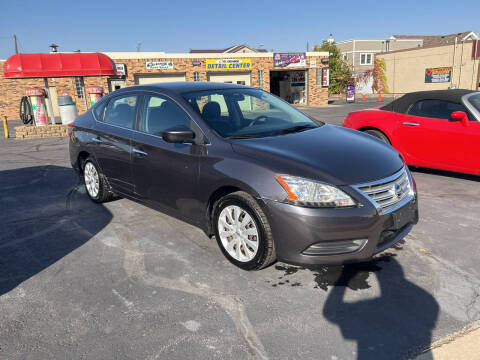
[58, 94, 78, 125]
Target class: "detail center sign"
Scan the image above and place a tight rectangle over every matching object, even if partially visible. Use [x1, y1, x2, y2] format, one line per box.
[206, 58, 252, 71]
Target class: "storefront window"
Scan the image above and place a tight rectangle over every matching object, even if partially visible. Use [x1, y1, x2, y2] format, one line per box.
[258, 70, 264, 89]
[316, 69, 321, 86]
[74, 77, 84, 98]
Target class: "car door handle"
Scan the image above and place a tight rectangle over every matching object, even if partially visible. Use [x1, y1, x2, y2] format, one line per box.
[403, 122, 420, 126]
[133, 148, 148, 157]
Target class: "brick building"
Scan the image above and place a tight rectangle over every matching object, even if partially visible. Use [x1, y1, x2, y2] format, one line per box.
[0, 51, 329, 121]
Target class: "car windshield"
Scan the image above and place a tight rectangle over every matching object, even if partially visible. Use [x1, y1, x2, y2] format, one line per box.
[468, 93, 480, 116]
[182, 88, 321, 138]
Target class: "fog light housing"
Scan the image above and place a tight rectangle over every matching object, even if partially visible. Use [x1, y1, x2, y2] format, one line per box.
[302, 239, 367, 256]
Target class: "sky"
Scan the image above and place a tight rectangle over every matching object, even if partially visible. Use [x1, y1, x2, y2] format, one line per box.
[1, 0, 479, 59]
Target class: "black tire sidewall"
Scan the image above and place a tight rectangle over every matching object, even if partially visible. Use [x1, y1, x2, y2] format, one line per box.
[213, 195, 268, 270]
[365, 130, 390, 144]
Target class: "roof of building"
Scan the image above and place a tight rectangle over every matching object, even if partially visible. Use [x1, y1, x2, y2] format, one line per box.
[189, 44, 267, 53]
[392, 31, 479, 47]
[381, 89, 477, 113]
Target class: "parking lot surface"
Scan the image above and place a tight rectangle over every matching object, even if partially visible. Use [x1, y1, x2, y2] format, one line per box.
[1, 102, 479, 360]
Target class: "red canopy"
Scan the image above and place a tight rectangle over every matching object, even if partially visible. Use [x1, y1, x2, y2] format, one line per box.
[3, 52, 117, 78]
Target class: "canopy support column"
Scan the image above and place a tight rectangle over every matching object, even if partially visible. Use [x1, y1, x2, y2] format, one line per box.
[43, 78, 56, 125]
[81, 77, 88, 111]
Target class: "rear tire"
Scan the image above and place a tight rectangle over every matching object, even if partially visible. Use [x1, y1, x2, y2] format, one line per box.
[363, 129, 390, 144]
[83, 157, 113, 203]
[213, 191, 276, 271]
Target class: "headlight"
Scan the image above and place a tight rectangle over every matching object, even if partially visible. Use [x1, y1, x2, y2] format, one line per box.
[275, 175, 356, 207]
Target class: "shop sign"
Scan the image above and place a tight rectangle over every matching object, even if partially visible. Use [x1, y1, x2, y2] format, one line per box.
[310, 60, 317, 68]
[322, 68, 330, 87]
[206, 58, 252, 71]
[146, 61, 174, 70]
[192, 61, 201, 66]
[273, 53, 306, 68]
[115, 64, 126, 76]
[346, 84, 355, 102]
[425, 67, 452, 83]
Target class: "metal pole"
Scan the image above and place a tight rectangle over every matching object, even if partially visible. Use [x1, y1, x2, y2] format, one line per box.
[450, 37, 457, 88]
[472, 40, 478, 89]
[13, 34, 18, 54]
[43, 78, 56, 125]
[458, 40, 465, 88]
[81, 77, 88, 110]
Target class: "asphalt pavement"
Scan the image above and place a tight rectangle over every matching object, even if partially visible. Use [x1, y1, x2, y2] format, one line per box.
[0, 102, 479, 360]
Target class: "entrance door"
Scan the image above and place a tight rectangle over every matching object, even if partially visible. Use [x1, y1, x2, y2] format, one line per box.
[207, 72, 251, 85]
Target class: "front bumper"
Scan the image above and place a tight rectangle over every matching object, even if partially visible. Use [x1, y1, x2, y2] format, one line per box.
[262, 195, 418, 266]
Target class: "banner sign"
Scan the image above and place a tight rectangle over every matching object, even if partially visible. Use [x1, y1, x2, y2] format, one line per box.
[206, 58, 252, 71]
[346, 84, 355, 102]
[274, 53, 306, 68]
[425, 67, 452, 83]
[115, 64, 126, 76]
[146, 61, 174, 70]
[309, 60, 317, 68]
[322, 68, 330, 87]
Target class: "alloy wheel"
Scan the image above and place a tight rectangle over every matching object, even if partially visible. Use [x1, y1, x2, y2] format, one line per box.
[84, 162, 100, 198]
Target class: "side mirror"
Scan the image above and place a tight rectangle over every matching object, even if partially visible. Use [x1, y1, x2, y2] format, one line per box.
[451, 111, 469, 127]
[162, 125, 195, 143]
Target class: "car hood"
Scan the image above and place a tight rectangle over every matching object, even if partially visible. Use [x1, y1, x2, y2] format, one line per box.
[230, 124, 404, 185]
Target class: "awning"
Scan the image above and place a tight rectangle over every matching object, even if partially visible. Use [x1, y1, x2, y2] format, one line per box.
[3, 52, 117, 78]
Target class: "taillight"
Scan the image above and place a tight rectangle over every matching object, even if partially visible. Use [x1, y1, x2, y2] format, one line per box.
[67, 123, 75, 137]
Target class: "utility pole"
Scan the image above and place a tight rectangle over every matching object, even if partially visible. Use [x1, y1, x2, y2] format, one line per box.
[306, 41, 309, 52]
[13, 34, 18, 54]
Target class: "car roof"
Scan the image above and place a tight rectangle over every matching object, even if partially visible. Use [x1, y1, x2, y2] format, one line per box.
[381, 89, 477, 113]
[113, 81, 251, 96]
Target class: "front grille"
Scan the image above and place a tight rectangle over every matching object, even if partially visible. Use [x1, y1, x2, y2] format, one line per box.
[356, 168, 412, 213]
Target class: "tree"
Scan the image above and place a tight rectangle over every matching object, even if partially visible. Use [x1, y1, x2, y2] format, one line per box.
[313, 41, 352, 94]
[372, 57, 389, 93]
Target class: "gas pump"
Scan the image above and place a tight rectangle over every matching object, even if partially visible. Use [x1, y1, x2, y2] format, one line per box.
[86, 85, 104, 107]
[25, 88, 48, 126]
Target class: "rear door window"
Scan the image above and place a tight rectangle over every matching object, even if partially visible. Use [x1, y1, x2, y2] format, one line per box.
[103, 95, 138, 129]
[93, 100, 107, 121]
[407, 99, 469, 120]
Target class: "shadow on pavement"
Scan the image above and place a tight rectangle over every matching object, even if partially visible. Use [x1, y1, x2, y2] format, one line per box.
[0, 165, 112, 296]
[323, 257, 439, 360]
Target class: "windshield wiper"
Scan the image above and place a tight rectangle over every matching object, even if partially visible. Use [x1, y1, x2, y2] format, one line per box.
[225, 134, 265, 139]
[270, 124, 317, 136]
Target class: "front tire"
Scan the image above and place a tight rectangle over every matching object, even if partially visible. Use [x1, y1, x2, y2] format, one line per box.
[363, 129, 390, 144]
[213, 191, 276, 270]
[83, 157, 113, 203]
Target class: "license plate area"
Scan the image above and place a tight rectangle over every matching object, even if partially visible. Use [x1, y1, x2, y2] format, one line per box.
[391, 202, 415, 230]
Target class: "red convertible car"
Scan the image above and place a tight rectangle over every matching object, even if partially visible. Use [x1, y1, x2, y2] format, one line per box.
[343, 90, 480, 176]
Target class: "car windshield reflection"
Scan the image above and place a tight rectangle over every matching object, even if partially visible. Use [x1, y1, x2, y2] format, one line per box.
[182, 88, 321, 138]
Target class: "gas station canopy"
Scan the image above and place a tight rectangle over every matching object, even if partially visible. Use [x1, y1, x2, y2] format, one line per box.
[3, 52, 117, 78]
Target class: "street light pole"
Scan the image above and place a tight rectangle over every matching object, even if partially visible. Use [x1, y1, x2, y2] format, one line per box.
[13, 34, 18, 54]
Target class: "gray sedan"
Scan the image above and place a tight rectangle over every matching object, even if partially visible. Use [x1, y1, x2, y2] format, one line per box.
[69, 82, 418, 270]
